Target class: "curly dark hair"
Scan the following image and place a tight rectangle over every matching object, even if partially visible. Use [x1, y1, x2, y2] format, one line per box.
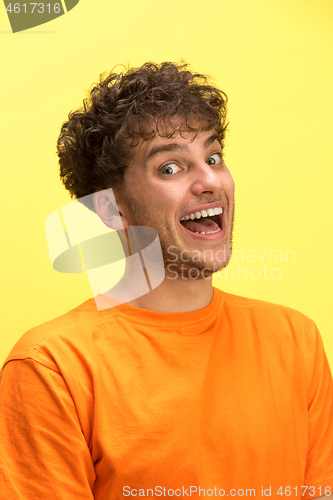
[57, 61, 228, 212]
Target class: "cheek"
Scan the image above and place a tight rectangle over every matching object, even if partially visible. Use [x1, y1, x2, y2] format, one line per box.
[151, 183, 180, 207]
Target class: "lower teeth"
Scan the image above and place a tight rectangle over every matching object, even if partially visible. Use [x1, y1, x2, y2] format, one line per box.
[195, 228, 221, 235]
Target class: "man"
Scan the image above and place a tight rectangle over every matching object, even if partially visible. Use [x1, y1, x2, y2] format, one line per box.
[0, 62, 332, 499]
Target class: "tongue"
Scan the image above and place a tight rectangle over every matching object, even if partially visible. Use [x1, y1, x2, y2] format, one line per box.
[181, 216, 220, 233]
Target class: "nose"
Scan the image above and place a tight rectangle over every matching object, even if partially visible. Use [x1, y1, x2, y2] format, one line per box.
[190, 161, 224, 196]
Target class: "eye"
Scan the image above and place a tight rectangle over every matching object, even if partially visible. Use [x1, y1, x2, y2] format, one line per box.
[160, 163, 182, 176]
[206, 153, 222, 166]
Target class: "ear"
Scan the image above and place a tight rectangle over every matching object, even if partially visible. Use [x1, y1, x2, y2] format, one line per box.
[93, 188, 128, 230]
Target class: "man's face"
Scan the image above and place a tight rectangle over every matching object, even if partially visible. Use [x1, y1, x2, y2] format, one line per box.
[117, 128, 235, 279]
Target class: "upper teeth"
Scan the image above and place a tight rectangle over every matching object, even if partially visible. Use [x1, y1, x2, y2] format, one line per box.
[180, 206, 223, 221]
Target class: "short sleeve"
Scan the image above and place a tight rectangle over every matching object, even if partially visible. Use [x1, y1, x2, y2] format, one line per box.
[0, 359, 96, 500]
[304, 328, 333, 499]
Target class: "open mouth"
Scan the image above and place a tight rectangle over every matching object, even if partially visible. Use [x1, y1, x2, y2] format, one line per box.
[179, 208, 224, 236]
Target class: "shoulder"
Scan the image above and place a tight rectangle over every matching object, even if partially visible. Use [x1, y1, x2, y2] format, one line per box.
[217, 287, 316, 326]
[214, 288, 324, 386]
[1, 296, 121, 372]
[215, 287, 318, 346]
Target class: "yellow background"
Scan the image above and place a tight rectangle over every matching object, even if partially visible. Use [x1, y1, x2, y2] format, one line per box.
[0, 0, 332, 367]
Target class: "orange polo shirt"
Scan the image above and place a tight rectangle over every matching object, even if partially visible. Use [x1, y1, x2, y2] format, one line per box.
[0, 288, 333, 499]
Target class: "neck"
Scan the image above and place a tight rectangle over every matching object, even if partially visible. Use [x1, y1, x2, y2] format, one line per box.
[103, 259, 214, 313]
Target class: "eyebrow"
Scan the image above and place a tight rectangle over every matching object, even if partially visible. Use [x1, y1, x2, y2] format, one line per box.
[145, 131, 220, 164]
